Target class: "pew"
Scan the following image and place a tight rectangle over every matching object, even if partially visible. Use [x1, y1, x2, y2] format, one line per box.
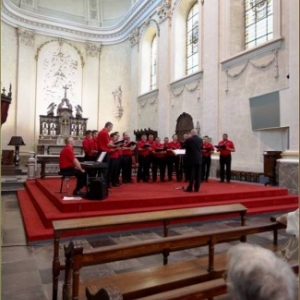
[85, 263, 299, 300]
[52, 204, 247, 300]
[64, 222, 285, 300]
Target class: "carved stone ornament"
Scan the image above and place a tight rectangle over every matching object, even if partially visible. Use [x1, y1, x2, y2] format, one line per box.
[156, 0, 171, 22]
[128, 27, 140, 46]
[17, 28, 35, 46]
[85, 42, 102, 57]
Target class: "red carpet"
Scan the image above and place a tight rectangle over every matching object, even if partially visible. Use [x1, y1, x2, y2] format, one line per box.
[17, 178, 298, 242]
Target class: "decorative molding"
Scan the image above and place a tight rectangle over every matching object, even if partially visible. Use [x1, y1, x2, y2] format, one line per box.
[137, 89, 159, 114]
[35, 39, 85, 67]
[169, 71, 202, 106]
[221, 38, 283, 69]
[2, 0, 162, 44]
[89, 0, 99, 20]
[85, 42, 101, 57]
[140, 18, 160, 37]
[17, 27, 35, 46]
[128, 27, 140, 46]
[156, 0, 171, 23]
[224, 48, 280, 92]
[170, 71, 203, 91]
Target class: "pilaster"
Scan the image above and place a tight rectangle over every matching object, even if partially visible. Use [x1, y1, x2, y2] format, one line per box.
[16, 28, 36, 151]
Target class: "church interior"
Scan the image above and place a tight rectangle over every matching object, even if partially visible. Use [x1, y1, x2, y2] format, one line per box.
[1, 0, 299, 299]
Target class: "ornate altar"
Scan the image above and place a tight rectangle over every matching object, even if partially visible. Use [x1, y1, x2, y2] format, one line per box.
[37, 87, 88, 155]
[1, 84, 12, 126]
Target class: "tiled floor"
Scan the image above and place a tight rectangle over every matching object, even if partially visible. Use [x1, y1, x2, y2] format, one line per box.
[1, 192, 296, 300]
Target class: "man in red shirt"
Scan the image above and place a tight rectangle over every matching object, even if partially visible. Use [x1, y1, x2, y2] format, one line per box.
[152, 137, 167, 182]
[201, 135, 215, 182]
[167, 134, 181, 182]
[217, 133, 235, 183]
[121, 132, 135, 183]
[88, 130, 98, 161]
[108, 132, 121, 187]
[137, 134, 150, 182]
[147, 134, 155, 181]
[82, 130, 92, 160]
[59, 136, 86, 196]
[97, 122, 114, 184]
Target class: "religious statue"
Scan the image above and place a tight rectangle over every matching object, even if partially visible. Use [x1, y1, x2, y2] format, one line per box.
[71, 123, 77, 136]
[47, 102, 57, 116]
[112, 86, 124, 118]
[75, 105, 83, 118]
[113, 86, 122, 109]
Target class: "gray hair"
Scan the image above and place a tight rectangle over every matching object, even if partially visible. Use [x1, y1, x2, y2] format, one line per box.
[226, 243, 297, 300]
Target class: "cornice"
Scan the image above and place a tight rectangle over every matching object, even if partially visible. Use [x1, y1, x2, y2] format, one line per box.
[1, 0, 161, 44]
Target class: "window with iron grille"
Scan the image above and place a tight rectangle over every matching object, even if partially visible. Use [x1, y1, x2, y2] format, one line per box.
[245, 0, 273, 49]
[186, 2, 199, 75]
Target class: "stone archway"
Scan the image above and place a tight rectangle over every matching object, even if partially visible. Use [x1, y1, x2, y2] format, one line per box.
[175, 112, 194, 142]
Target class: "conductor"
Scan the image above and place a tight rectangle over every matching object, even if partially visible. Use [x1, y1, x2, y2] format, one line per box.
[183, 129, 203, 192]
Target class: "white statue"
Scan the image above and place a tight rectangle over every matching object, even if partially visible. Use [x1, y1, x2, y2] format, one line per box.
[113, 86, 122, 109]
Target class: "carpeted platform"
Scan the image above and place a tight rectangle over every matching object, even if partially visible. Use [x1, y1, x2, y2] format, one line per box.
[17, 178, 298, 242]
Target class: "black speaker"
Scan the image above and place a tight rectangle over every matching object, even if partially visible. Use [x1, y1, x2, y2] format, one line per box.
[87, 179, 108, 200]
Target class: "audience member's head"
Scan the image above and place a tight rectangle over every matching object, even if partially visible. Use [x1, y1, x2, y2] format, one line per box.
[222, 133, 228, 141]
[225, 243, 298, 300]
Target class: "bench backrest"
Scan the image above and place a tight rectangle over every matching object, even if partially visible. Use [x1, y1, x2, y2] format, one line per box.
[67, 222, 285, 300]
[53, 203, 247, 235]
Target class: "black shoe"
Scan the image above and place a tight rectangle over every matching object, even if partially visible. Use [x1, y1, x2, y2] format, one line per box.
[112, 183, 120, 187]
[183, 188, 193, 193]
[194, 190, 199, 192]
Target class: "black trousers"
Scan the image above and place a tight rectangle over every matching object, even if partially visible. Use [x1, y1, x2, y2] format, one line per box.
[169, 156, 180, 181]
[137, 155, 150, 182]
[220, 155, 231, 182]
[201, 156, 211, 180]
[122, 155, 132, 183]
[60, 167, 87, 192]
[186, 163, 201, 192]
[152, 157, 166, 182]
[108, 158, 118, 186]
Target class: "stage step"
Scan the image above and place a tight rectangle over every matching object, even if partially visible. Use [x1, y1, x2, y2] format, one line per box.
[18, 178, 298, 242]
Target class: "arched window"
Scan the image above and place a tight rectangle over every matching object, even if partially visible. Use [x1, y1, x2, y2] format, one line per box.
[150, 35, 157, 90]
[186, 2, 199, 75]
[245, 0, 273, 49]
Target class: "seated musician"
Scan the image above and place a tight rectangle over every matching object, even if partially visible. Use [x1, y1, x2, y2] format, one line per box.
[59, 136, 86, 196]
[152, 137, 167, 182]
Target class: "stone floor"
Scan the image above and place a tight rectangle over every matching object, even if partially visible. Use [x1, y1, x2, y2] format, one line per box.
[1, 192, 296, 300]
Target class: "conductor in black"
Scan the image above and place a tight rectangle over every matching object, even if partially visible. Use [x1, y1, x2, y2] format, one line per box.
[183, 129, 203, 192]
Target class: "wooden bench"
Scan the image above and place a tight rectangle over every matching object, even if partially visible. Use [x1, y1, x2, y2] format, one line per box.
[64, 222, 285, 300]
[52, 204, 247, 300]
[85, 263, 299, 300]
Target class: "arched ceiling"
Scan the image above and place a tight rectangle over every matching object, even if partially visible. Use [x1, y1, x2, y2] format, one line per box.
[1, 0, 161, 44]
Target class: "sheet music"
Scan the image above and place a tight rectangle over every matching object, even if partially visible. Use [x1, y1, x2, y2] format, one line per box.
[172, 149, 186, 155]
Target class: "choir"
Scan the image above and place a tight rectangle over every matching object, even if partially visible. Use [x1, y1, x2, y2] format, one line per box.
[81, 122, 216, 189]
